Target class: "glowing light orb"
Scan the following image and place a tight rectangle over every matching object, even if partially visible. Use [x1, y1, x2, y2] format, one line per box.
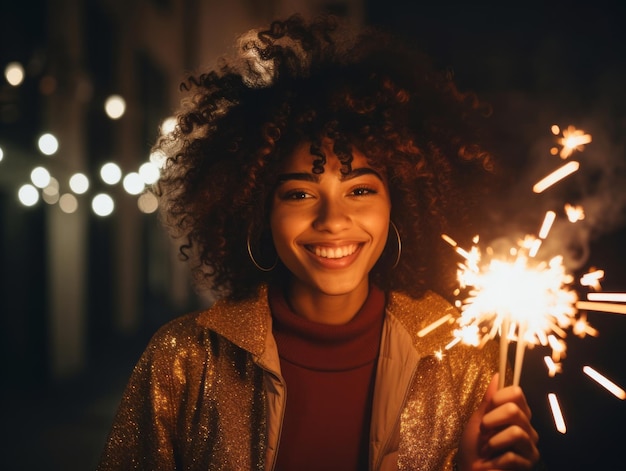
[38, 133, 59, 156]
[105, 95, 126, 119]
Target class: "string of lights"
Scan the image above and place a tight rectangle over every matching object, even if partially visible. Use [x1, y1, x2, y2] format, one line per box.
[2, 61, 171, 216]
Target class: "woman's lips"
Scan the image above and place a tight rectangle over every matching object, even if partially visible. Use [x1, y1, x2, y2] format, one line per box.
[304, 243, 363, 268]
[306, 244, 358, 259]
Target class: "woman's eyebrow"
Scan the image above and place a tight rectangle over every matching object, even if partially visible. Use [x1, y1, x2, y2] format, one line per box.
[341, 167, 384, 182]
[276, 172, 319, 184]
[276, 167, 383, 184]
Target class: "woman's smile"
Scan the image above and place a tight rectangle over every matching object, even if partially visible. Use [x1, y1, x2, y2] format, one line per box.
[306, 243, 359, 259]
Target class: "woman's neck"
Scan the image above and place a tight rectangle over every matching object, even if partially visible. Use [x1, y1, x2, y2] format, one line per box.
[285, 279, 370, 325]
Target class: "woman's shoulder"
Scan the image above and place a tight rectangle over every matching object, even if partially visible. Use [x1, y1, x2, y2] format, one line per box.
[387, 289, 457, 327]
[146, 286, 271, 358]
[141, 311, 208, 359]
[385, 289, 458, 351]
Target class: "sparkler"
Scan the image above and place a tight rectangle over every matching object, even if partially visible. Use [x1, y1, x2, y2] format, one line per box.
[443, 233, 579, 389]
[439, 125, 625, 432]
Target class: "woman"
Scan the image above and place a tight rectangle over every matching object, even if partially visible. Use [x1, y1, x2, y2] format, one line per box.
[98, 14, 540, 471]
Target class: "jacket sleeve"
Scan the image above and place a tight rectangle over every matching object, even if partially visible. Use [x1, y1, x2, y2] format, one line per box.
[444, 339, 502, 470]
[398, 339, 500, 471]
[96, 318, 193, 471]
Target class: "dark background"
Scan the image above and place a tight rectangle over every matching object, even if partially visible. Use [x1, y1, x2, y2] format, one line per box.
[370, 3, 626, 470]
[1, 1, 625, 469]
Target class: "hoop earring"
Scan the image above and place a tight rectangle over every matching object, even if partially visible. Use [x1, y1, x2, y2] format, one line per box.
[389, 221, 402, 269]
[247, 232, 277, 272]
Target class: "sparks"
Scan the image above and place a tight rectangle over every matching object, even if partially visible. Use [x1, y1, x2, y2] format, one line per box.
[548, 393, 567, 433]
[583, 366, 626, 399]
[572, 313, 599, 337]
[558, 125, 592, 159]
[576, 301, 626, 315]
[547, 334, 567, 362]
[538, 211, 556, 239]
[447, 233, 579, 387]
[543, 356, 562, 377]
[417, 313, 453, 337]
[533, 161, 580, 193]
[564, 203, 585, 223]
[587, 292, 626, 303]
[580, 269, 605, 290]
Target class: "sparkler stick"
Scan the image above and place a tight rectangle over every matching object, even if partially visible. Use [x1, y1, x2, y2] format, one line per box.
[513, 322, 527, 387]
[499, 318, 510, 390]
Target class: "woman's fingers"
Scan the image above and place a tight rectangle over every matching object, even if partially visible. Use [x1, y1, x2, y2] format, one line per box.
[480, 424, 539, 461]
[478, 385, 540, 466]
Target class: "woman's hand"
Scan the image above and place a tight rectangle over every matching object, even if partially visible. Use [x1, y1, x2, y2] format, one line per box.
[457, 374, 540, 470]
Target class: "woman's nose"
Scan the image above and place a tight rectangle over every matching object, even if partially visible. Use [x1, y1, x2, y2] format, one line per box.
[312, 198, 351, 233]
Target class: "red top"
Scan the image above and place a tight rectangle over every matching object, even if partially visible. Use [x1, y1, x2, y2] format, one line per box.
[270, 284, 386, 471]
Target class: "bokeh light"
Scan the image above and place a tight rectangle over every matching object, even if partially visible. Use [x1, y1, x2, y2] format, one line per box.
[160, 116, 177, 135]
[38, 133, 59, 156]
[0, 146, 4, 162]
[92, 193, 114, 216]
[104, 95, 126, 119]
[42, 177, 60, 204]
[149, 149, 167, 169]
[138, 161, 160, 184]
[5, 62, 25, 86]
[137, 192, 158, 214]
[43, 191, 60, 205]
[122, 172, 144, 195]
[100, 162, 122, 185]
[18, 184, 39, 206]
[69, 173, 89, 194]
[31, 166, 51, 188]
[59, 193, 78, 213]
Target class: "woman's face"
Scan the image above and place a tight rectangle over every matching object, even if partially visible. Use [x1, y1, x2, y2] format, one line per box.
[270, 140, 391, 299]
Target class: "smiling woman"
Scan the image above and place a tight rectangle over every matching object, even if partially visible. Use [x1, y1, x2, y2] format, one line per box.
[97, 14, 541, 471]
[270, 140, 392, 324]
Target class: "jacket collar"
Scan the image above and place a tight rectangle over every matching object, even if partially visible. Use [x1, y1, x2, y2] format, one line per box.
[195, 285, 457, 359]
[196, 285, 271, 358]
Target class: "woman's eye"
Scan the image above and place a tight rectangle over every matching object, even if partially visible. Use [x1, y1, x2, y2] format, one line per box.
[351, 187, 376, 196]
[283, 190, 310, 200]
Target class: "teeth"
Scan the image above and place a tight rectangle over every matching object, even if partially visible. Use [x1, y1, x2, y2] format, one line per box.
[313, 244, 357, 259]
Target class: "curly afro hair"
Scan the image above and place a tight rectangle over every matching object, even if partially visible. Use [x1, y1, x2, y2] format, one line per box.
[153, 14, 495, 301]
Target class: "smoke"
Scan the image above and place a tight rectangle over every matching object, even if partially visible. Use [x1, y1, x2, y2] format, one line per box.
[482, 89, 626, 272]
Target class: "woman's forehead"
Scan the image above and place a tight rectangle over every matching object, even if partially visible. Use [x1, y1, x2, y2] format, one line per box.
[281, 140, 372, 172]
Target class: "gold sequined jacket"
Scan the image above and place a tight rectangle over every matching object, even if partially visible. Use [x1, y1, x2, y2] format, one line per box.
[97, 286, 498, 471]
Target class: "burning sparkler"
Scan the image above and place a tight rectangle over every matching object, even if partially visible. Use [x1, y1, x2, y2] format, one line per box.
[436, 125, 625, 432]
[442, 233, 579, 389]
